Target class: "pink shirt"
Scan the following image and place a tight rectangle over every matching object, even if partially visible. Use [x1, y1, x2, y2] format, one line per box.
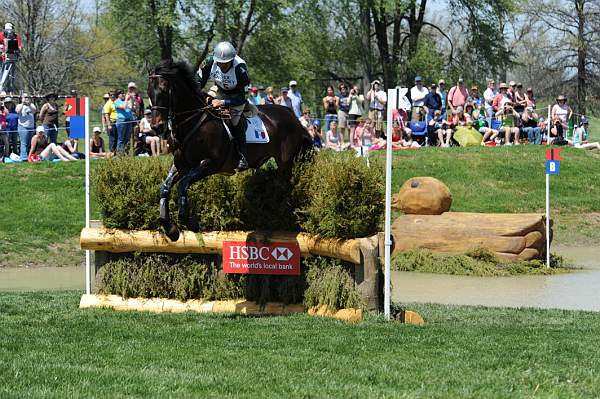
[448, 85, 469, 108]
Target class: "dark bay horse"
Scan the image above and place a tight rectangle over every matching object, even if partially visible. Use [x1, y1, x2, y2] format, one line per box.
[147, 59, 313, 241]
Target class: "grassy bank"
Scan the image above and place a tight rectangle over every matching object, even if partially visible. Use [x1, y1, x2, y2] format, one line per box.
[1, 291, 599, 398]
[1, 145, 599, 267]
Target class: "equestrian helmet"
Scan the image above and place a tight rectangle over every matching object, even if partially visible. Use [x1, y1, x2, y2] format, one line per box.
[213, 41, 236, 63]
[5, 23, 14, 30]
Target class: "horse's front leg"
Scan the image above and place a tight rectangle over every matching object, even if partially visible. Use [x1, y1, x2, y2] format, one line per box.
[177, 159, 212, 233]
[159, 163, 181, 241]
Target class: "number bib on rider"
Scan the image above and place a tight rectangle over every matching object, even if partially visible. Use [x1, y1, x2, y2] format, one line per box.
[209, 55, 245, 91]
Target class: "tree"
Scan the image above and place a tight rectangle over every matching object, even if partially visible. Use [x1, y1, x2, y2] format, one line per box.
[530, 0, 600, 114]
[1, 0, 90, 93]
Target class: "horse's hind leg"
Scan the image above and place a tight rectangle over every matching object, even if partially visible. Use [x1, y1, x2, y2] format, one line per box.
[159, 163, 181, 241]
[177, 159, 212, 233]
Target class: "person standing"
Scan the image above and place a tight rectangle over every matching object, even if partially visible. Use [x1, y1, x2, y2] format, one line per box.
[447, 78, 469, 114]
[263, 86, 275, 105]
[322, 85, 339, 133]
[288, 80, 303, 118]
[409, 76, 429, 121]
[248, 86, 261, 105]
[102, 91, 117, 152]
[114, 90, 134, 153]
[39, 93, 59, 144]
[423, 83, 442, 122]
[15, 94, 36, 161]
[277, 87, 293, 108]
[348, 84, 364, 146]
[337, 83, 351, 142]
[437, 79, 448, 119]
[4, 96, 18, 156]
[483, 79, 497, 127]
[126, 82, 144, 121]
[366, 80, 387, 138]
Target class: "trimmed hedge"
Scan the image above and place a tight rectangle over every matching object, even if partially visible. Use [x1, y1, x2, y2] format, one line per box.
[94, 153, 384, 239]
[96, 253, 364, 310]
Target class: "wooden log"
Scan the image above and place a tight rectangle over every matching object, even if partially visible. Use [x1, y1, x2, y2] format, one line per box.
[80, 227, 362, 264]
[391, 212, 551, 261]
[79, 294, 306, 316]
[394, 213, 546, 237]
[393, 235, 527, 255]
[356, 236, 382, 312]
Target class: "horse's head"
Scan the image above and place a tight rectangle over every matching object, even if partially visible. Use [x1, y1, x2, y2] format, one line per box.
[147, 58, 204, 140]
[147, 62, 172, 139]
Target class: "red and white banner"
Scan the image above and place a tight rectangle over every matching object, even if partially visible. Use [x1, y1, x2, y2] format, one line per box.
[222, 241, 301, 275]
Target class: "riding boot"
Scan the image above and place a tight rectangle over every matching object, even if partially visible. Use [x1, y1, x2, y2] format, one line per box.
[233, 124, 249, 170]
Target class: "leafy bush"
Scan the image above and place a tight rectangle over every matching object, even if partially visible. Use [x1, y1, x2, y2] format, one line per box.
[94, 153, 384, 238]
[303, 256, 365, 310]
[294, 151, 384, 238]
[97, 253, 364, 309]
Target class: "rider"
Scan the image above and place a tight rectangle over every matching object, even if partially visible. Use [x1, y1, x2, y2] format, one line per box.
[196, 41, 254, 170]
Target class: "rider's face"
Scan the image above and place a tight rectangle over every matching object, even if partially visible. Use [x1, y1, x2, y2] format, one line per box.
[217, 61, 232, 72]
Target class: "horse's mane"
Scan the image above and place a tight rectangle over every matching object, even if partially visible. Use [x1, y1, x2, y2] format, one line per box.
[155, 58, 205, 102]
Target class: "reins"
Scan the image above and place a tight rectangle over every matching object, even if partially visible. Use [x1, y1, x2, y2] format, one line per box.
[149, 72, 229, 136]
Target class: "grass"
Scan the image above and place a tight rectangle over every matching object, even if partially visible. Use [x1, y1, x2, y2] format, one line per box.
[392, 248, 574, 276]
[1, 145, 599, 267]
[1, 290, 599, 398]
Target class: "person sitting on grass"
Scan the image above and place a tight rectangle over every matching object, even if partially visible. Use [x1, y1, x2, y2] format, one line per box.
[570, 117, 600, 150]
[428, 110, 448, 146]
[442, 106, 470, 147]
[138, 109, 161, 156]
[60, 132, 79, 157]
[496, 103, 521, 145]
[325, 121, 349, 151]
[521, 107, 541, 144]
[550, 95, 572, 142]
[354, 118, 375, 147]
[28, 125, 77, 162]
[472, 106, 499, 145]
[307, 120, 322, 149]
[90, 126, 112, 158]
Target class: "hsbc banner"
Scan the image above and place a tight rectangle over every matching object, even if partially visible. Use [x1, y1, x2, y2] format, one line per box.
[222, 241, 301, 275]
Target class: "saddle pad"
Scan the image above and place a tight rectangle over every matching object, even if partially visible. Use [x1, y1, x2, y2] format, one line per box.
[246, 116, 270, 143]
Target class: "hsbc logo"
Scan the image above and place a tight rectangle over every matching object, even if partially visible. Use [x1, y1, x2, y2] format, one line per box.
[223, 241, 301, 276]
[272, 247, 293, 261]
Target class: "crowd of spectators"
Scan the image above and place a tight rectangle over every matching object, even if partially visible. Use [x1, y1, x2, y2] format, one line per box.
[282, 76, 595, 152]
[2, 75, 596, 164]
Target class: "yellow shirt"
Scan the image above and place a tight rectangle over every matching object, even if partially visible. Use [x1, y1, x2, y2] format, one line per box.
[102, 99, 117, 122]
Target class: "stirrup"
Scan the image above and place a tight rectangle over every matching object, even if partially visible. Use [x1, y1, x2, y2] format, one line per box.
[237, 152, 249, 170]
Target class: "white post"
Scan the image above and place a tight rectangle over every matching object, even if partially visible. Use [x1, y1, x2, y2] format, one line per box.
[547, 105, 551, 143]
[85, 97, 91, 294]
[384, 88, 397, 320]
[545, 172, 550, 269]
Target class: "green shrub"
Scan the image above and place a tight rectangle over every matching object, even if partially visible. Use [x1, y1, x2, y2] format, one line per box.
[96, 254, 246, 301]
[294, 151, 384, 238]
[93, 156, 171, 230]
[303, 256, 365, 310]
[93, 153, 384, 238]
[392, 248, 573, 276]
[97, 253, 364, 309]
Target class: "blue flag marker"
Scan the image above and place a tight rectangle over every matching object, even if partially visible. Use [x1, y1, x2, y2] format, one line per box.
[546, 160, 560, 175]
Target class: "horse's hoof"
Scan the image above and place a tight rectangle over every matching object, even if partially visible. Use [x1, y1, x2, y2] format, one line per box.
[165, 224, 180, 242]
[188, 216, 200, 233]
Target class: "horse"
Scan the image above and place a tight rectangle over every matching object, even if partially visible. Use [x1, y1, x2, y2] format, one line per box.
[147, 59, 313, 242]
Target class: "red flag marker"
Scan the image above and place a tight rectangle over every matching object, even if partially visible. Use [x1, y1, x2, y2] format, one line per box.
[546, 148, 563, 161]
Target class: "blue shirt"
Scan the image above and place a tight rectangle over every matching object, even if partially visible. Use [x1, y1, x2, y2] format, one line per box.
[6, 112, 19, 133]
[423, 92, 442, 114]
[114, 99, 133, 122]
[288, 89, 303, 118]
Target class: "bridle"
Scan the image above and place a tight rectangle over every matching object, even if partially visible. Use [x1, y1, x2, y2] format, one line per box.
[149, 73, 210, 134]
